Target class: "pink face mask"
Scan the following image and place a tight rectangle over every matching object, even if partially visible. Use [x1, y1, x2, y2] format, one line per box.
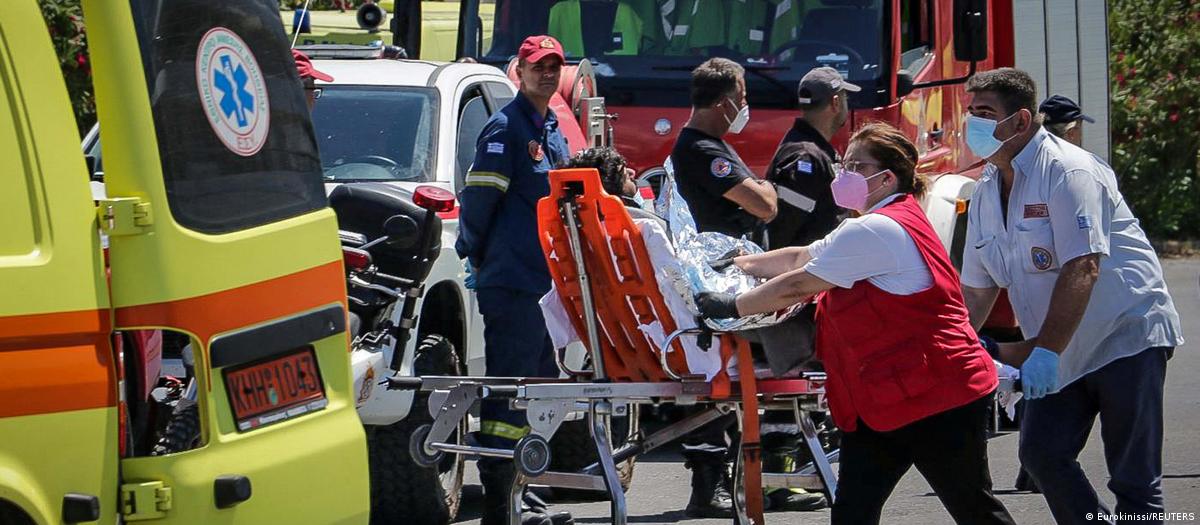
[831, 167, 890, 212]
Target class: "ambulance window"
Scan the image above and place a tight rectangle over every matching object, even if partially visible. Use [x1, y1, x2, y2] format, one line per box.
[128, 0, 327, 234]
[456, 89, 491, 190]
[900, 0, 934, 71]
[0, 55, 37, 256]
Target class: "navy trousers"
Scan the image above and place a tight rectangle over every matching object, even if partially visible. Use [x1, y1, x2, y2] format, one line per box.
[1020, 347, 1172, 525]
[475, 287, 559, 462]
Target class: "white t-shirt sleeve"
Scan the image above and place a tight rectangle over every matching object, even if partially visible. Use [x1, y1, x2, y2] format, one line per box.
[960, 206, 997, 288]
[1049, 169, 1111, 263]
[803, 217, 900, 289]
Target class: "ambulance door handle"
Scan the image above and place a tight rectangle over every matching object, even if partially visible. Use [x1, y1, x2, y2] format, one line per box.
[214, 475, 252, 509]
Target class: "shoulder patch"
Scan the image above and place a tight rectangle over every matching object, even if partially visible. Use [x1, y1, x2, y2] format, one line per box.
[1076, 215, 1093, 229]
[486, 142, 505, 154]
[796, 160, 813, 174]
[711, 157, 733, 178]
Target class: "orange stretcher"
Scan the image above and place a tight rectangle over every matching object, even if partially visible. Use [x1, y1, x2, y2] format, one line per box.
[394, 168, 837, 525]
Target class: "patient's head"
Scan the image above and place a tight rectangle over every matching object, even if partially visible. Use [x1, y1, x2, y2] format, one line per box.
[568, 147, 636, 198]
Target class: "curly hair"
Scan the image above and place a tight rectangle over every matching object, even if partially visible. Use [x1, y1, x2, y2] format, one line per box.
[849, 123, 928, 198]
[567, 147, 629, 196]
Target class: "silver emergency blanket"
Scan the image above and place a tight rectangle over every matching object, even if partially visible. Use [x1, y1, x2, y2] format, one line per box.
[655, 159, 806, 333]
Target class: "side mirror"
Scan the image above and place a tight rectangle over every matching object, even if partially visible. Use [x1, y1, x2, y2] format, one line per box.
[383, 214, 420, 249]
[953, 0, 988, 62]
[896, 70, 916, 98]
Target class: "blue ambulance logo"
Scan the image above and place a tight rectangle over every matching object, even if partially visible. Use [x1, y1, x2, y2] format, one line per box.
[196, 28, 270, 156]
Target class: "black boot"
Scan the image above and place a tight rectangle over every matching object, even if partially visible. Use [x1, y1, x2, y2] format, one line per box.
[684, 457, 734, 519]
[524, 491, 574, 525]
[480, 461, 572, 525]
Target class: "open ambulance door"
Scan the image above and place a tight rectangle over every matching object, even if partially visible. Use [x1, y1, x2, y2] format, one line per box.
[0, 2, 116, 523]
[83, 0, 369, 522]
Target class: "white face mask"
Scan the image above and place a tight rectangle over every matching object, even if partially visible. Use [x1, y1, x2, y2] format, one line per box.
[724, 97, 750, 134]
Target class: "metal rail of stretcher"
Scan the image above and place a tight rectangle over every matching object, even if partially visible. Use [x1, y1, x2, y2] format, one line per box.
[389, 169, 838, 525]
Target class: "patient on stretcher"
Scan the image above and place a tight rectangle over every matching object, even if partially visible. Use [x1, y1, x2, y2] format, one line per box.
[540, 157, 815, 381]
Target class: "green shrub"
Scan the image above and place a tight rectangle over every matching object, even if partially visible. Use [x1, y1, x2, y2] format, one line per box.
[1109, 0, 1200, 239]
[40, 0, 94, 138]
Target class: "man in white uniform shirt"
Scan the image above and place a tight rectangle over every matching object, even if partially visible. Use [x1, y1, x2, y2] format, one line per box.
[958, 68, 1184, 525]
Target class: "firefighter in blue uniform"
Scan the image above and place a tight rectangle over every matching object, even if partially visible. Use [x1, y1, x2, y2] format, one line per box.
[455, 35, 573, 525]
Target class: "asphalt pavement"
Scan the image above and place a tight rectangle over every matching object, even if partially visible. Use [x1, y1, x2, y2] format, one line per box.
[454, 256, 1199, 524]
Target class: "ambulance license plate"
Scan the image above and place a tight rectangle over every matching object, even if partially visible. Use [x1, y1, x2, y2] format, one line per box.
[224, 347, 327, 432]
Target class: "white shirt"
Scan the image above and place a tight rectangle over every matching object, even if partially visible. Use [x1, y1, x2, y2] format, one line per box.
[803, 194, 934, 295]
[961, 128, 1184, 389]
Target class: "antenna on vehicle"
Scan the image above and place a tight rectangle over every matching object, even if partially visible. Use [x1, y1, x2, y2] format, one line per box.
[290, 0, 313, 49]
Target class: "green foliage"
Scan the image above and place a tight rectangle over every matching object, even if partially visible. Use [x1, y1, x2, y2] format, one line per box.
[1109, 0, 1200, 238]
[40, 0, 94, 138]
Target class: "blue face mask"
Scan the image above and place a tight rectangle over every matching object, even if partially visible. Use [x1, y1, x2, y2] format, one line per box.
[965, 113, 1018, 158]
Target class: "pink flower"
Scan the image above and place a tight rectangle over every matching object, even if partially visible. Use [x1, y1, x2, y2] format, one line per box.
[1167, 72, 1176, 82]
[1170, 112, 1180, 123]
[75, 53, 86, 67]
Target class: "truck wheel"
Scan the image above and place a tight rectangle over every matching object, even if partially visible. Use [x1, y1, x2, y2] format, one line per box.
[547, 413, 636, 501]
[151, 399, 201, 456]
[0, 500, 34, 525]
[368, 334, 464, 525]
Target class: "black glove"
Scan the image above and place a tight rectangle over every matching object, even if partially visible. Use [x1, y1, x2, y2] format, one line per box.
[707, 248, 744, 272]
[695, 291, 741, 319]
[979, 334, 1001, 361]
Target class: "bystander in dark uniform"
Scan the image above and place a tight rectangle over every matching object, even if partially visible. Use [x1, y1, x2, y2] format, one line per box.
[753, 66, 861, 512]
[668, 57, 778, 519]
[455, 35, 575, 525]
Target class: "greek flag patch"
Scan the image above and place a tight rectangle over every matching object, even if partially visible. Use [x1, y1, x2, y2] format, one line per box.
[486, 142, 504, 154]
[796, 160, 813, 174]
[1077, 215, 1093, 229]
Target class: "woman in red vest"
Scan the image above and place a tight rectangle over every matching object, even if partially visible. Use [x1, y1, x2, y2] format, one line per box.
[697, 123, 1015, 525]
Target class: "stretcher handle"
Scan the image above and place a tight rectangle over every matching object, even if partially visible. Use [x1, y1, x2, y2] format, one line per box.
[386, 376, 423, 390]
[660, 327, 712, 380]
[554, 345, 593, 379]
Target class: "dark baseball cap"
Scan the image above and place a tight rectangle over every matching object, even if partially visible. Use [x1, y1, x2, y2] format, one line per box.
[797, 67, 861, 105]
[1039, 94, 1095, 124]
[517, 35, 565, 64]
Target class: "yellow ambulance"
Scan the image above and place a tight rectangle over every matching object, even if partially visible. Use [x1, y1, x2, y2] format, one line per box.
[0, 0, 369, 523]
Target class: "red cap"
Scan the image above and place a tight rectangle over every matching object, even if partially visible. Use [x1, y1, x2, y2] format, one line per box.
[517, 35, 565, 64]
[292, 49, 334, 82]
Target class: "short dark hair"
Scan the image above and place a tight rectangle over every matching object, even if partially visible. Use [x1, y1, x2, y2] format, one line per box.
[849, 123, 928, 198]
[691, 58, 744, 107]
[568, 147, 628, 196]
[966, 67, 1039, 116]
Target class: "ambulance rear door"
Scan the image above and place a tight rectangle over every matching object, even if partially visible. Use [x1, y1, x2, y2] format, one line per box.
[82, 0, 369, 522]
[0, 2, 117, 523]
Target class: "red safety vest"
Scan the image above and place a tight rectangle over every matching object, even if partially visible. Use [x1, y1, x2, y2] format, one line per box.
[815, 195, 997, 432]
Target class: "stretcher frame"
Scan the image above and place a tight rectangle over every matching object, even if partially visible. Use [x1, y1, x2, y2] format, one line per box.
[391, 168, 839, 525]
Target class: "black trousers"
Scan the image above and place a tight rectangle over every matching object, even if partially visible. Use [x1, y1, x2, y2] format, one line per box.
[832, 393, 1015, 525]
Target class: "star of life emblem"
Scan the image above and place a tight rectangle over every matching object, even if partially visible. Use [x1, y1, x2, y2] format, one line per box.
[196, 27, 270, 157]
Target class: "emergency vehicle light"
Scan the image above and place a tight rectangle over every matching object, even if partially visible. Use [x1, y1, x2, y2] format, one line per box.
[342, 247, 372, 271]
[413, 186, 456, 213]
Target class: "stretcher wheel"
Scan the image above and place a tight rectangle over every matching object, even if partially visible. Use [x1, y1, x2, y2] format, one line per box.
[408, 423, 443, 468]
[513, 435, 551, 477]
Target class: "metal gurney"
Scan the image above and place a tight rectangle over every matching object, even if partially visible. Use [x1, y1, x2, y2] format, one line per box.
[391, 168, 838, 525]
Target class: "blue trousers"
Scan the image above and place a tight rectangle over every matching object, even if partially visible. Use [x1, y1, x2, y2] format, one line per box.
[475, 287, 558, 459]
[1020, 347, 1172, 525]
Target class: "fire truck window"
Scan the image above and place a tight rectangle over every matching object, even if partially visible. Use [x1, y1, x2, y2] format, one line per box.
[456, 92, 491, 191]
[900, 0, 933, 71]
[128, 0, 327, 234]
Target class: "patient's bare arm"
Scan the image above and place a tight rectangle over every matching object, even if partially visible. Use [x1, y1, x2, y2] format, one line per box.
[733, 247, 811, 279]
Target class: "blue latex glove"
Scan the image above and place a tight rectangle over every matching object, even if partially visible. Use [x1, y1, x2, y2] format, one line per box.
[1020, 347, 1060, 399]
[463, 259, 476, 290]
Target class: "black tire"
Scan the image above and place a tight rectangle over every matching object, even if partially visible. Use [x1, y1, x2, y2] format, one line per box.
[368, 334, 464, 525]
[0, 500, 34, 525]
[151, 399, 201, 456]
[547, 414, 636, 501]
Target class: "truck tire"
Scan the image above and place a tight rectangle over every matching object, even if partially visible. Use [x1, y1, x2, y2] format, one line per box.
[151, 399, 201, 456]
[0, 500, 34, 525]
[547, 414, 636, 501]
[368, 334, 464, 525]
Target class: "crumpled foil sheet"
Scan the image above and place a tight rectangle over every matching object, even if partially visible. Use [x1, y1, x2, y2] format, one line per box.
[655, 159, 804, 332]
